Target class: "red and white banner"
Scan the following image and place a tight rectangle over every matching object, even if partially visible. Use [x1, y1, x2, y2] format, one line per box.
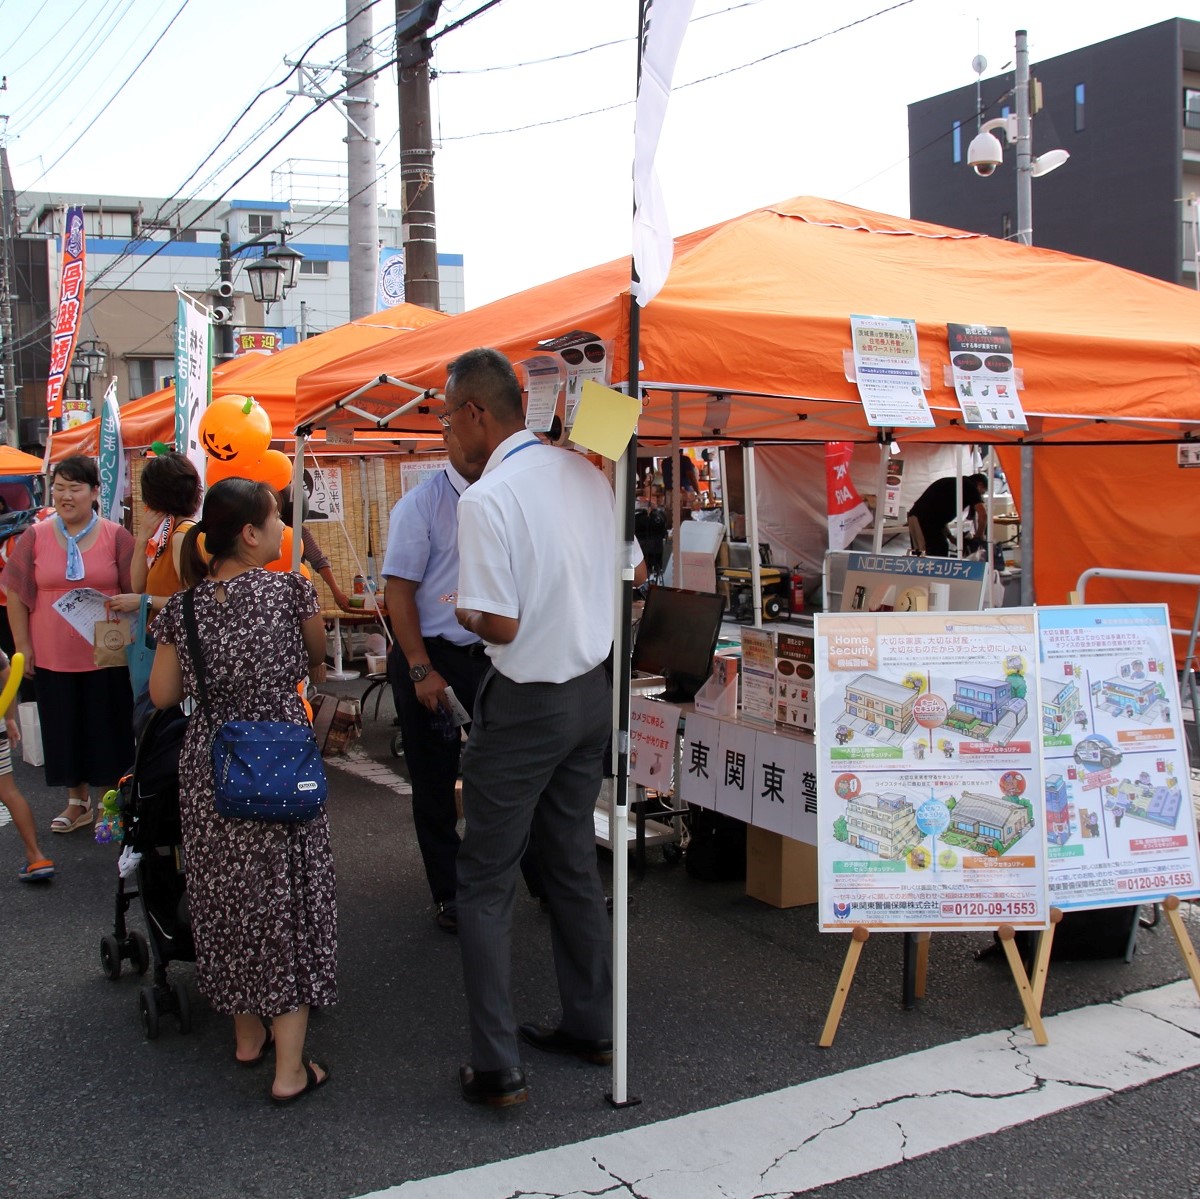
[46, 206, 86, 421]
[825, 441, 873, 551]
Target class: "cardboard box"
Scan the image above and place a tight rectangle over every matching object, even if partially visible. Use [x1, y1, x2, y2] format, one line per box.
[745, 825, 818, 909]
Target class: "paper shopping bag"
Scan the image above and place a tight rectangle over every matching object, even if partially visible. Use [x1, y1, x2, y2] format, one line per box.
[18, 701, 43, 767]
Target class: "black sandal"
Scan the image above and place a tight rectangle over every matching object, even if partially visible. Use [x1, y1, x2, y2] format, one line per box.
[270, 1060, 330, 1106]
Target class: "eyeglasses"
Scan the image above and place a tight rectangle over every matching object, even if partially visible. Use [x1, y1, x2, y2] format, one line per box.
[437, 399, 474, 431]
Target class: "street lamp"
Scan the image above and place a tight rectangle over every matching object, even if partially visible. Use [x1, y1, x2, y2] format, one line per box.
[213, 227, 303, 361]
[65, 339, 107, 428]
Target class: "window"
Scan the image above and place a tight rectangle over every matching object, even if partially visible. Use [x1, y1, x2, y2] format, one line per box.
[128, 358, 176, 400]
[247, 213, 274, 236]
[299, 259, 329, 277]
[952, 120, 962, 164]
[1075, 83, 1086, 132]
[1186, 88, 1200, 130]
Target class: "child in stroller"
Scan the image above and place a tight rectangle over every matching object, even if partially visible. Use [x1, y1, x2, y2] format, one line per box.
[99, 703, 195, 1039]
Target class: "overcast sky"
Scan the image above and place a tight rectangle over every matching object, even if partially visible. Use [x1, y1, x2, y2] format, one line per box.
[0, 0, 1188, 308]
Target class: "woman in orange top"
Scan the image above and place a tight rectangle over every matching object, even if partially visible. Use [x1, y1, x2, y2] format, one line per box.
[110, 452, 202, 615]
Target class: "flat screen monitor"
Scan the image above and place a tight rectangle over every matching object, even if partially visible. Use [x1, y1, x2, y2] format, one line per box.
[632, 585, 726, 703]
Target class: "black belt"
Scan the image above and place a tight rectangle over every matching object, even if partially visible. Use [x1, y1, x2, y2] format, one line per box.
[433, 636, 488, 658]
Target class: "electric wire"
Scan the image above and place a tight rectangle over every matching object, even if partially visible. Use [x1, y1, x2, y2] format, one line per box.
[436, 0, 917, 141]
[22, 0, 193, 192]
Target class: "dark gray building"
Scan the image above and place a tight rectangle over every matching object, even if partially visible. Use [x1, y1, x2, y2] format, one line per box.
[908, 18, 1200, 285]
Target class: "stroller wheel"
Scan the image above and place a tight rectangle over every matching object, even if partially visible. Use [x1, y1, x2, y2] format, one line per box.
[390, 731, 404, 759]
[139, 987, 161, 1040]
[130, 930, 151, 976]
[100, 935, 122, 981]
[172, 982, 192, 1034]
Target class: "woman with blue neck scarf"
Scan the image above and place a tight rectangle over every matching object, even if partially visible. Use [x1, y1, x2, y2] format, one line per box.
[4, 455, 134, 834]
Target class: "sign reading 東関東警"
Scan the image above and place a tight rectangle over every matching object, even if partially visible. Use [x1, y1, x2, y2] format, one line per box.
[815, 609, 1048, 932]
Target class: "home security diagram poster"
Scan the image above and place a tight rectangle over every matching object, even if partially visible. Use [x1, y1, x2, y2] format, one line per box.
[814, 611, 1047, 932]
[1038, 604, 1200, 909]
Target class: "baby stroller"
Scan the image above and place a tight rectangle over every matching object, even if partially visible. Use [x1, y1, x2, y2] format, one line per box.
[98, 704, 195, 1039]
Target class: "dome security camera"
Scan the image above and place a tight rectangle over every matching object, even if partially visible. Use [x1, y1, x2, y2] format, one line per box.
[967, 129, 1004, 178]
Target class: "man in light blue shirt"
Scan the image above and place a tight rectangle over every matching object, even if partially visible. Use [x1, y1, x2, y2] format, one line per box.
[383, 429, 490, 932]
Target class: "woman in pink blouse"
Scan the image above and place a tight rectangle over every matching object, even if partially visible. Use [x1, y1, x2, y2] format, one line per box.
[5, 456, 135, 834]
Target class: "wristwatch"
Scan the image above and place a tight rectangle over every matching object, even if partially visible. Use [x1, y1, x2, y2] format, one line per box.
[408, 662, 432, 682]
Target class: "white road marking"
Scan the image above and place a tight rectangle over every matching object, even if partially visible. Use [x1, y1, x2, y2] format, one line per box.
[326, 744, 412, 797]
[360, 979, 1200, 1199]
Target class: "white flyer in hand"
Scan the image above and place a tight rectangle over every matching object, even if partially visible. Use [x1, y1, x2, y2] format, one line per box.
[52, 587, 129, 643]
[443, 686, 472, 728]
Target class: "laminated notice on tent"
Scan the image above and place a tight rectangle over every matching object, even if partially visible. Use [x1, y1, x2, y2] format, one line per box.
[517, 355, 564, 434]
[849, 315, 934, 429]
[947, 324, 1027, 431]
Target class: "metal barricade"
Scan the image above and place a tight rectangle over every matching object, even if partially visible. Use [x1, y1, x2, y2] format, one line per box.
[1074, 567, 1200, 761]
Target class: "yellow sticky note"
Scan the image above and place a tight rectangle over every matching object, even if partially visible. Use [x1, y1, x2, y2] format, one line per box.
[568, 380, 640, 461]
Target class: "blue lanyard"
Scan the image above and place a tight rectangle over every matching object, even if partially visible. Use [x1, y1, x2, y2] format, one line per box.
[502, 439, 539, 462]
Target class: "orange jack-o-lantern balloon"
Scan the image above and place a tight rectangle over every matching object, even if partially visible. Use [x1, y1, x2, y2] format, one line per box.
[197, 396, 272, 465]
[254, 448, 294, 492]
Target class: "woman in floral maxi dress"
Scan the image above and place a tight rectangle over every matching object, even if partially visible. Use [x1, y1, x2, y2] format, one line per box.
[150, 478, 337, 1105]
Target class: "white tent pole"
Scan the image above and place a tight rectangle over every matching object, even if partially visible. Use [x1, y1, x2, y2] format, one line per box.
[670, 394, 681, 586]
[872, 440, 889, 553]
[955, 446, 967, 557]
[289, 433, 306, 571]
[745, 442, 762, 629]
[610, 447, 632, 1107]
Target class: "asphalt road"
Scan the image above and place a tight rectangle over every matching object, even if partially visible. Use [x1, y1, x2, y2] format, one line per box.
[2, 682, 1198, 1199]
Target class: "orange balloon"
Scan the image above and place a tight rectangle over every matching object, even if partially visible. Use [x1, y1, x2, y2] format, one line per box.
[197, 395, 272, 468]
[265, 525, 296, 573]
[203, 456, 246, 485]
[254, 448, 294, 491]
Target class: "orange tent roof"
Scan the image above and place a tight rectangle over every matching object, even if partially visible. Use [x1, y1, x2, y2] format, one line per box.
[52, 302, 449, 458]
[294, 196, 1200, 446]
[0, 445, 50, 474]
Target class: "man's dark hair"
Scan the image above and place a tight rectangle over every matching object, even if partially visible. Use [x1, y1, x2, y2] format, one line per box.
[446, 347, 523, 421]
[968, 472, 988, 493]
[141, 452, 202, 517]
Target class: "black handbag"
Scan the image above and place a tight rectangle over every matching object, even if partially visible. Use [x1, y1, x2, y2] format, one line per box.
[182, 590, 327, 823]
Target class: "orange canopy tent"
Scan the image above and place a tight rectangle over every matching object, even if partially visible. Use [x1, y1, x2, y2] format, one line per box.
[288, 196, 1200, 628]
[293, 196, 1200, 447]
[52, 302, 450, 457]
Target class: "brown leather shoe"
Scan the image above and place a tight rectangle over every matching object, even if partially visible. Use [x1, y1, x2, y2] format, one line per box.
[518, 1023, 613, 1066]
[459, 1064, 527, 1106]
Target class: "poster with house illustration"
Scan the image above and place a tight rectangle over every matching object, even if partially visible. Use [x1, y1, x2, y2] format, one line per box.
[814, 610, 1047, 932]
[1037, 604, 1200, 909]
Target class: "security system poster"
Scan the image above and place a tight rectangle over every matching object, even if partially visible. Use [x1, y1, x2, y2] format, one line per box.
[814, 610, 1048, 932]
[947, 323, 1027, 432]
[1038, 604, 1200, 909]
[849, 314, 934, 429]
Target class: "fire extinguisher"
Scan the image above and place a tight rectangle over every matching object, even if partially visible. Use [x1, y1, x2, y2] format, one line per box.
[790, 567, 804, 613]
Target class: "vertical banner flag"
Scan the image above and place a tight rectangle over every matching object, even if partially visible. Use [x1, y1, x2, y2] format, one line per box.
[98, 379, 124, 523]
[46, 206, 86, 421]
[825, 442, 873, 551]
[376, 246, 406, 310]
[632, 0, 695, 306]
[174, 290, 212, 485]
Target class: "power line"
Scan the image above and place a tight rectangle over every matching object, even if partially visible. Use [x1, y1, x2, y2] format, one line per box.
[436, 0, 916, 141]
[22, 0, 192, 191]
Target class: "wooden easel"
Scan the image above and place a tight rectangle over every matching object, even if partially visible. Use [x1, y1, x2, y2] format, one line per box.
[818, 923, 1049, 1048]
[1025, 898, 1200, 1022]
[1163, 895, 1200, 1001]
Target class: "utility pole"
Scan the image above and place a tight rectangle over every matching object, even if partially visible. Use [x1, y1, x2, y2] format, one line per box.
[0, 138, 19, 447]
[345, 0, 380, 319]
[396, 1, 441, 310]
